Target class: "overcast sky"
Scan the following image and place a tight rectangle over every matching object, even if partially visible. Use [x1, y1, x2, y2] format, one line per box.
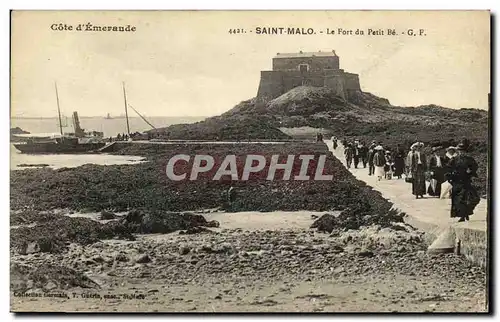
[11, 11, 490, 117]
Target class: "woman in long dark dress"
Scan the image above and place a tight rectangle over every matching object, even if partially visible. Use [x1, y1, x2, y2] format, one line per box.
[443, 146, 456, 180]
[407, 142, 427, 199]
[331, 136, 338, 150]
[393, 144, 405, 179]
[448, 140, 480, 222]
[427, 146, 445, 197]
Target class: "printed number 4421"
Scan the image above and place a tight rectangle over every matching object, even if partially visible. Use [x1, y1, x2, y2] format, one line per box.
[229, 29, 245, 34]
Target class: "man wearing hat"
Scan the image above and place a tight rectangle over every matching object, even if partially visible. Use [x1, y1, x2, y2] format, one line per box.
[352, 140, 360, 168]
[427, 145, 445, 197]
[359, 141, 369, 168]
[447, 139, 480, 222]
[367, 143, 376, 175]
[344, 143, 354, 169]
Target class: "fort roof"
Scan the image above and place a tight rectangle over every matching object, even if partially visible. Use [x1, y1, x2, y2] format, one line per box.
[274, 51, 338, 58]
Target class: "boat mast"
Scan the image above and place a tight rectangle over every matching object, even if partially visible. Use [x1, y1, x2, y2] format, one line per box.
[55, 82, 63, 136]
[122, 82, 131, 136]
[128, 104, 157, 130]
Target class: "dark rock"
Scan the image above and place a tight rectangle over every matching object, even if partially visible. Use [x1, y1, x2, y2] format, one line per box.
[92, 255, 104, 263]
[44, 281, 58, 290]
[135, 254, 152, 264]
[10, 263, 100, 292]
[26, 242, 41, 254]
[358, 249, 374, 257]
[179, 246, 191, 255]
[121, 210, 217, 234]
[115, 253, 129, 262]
[179, 227, 213, 235]
[206, 220, 220, 228]
[310, 214, 338, 233]
[99, 210, 116, 220]
[11, 216, 135, 255]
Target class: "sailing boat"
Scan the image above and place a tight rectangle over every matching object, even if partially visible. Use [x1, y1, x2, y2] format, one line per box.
[104, 113, 113, 119]
[13, 83, 106, 154]
[120, 83, 157, 141]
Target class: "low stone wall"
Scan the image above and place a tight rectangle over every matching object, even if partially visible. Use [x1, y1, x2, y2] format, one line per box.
[453, 227, 488, 268]
[403, 212, 487, 268]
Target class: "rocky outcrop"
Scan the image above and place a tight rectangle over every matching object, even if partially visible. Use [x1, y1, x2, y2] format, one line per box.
[11, 263, 100, 292]
[267, 86, 349, 116]
[10, 127, 29, 135]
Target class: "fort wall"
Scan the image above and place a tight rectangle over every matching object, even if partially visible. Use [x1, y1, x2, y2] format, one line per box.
[257, 52, 361, 101]
[257, 71, 284, 101]
[344, 72, 361, 91]
[272, 56, 340, 72]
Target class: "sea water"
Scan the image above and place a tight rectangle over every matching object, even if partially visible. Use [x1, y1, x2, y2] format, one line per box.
[10, 116, 206, 139]
[10, 144, 147, 170]
[10, 116, 205, 170]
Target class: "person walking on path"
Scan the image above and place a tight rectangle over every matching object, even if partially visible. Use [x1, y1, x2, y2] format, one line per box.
[443, 146, 457, 179]
[373, 145, 386, 181]
[407, 142, 427, 199]
[344, 143, 354, 169]
[331, 136, 338, 150]
[448, 139, 480, 222]
[427, 145, 445, 197]
[384, 151, 395, 180]
[393, 144, 406, 179]
[367, 143, 376, 176]
[358, 142, 368, 168]
[439, 146, 457, 199]
[352, 140, 362, 168]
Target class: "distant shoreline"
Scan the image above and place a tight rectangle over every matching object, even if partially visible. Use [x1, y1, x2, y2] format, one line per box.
[11, 116, 209, 119]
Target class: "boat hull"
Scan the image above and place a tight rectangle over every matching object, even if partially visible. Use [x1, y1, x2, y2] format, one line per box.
[13, 142, 106, 154]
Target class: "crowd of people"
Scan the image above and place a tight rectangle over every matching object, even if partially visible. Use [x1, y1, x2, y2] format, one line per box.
[329, 135, 481, 222]
[107, 131, 145, 142]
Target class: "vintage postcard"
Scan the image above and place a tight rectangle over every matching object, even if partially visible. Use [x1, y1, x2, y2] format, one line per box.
[10, 10, 490, 313]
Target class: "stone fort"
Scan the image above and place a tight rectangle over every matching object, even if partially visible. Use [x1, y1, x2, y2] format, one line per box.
[257, 50, 361, 101]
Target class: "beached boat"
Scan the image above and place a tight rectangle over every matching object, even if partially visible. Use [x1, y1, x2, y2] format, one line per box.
[13, 135, 105, 154]
[13, 83, 105, 154]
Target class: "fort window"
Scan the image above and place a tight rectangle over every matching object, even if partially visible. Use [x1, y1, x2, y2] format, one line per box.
[299, 64, 309, 72]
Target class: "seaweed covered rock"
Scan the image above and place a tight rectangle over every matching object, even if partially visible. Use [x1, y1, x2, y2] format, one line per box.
[310, 214, 338, 233]
[11, 210, 60, 226]
[121, 209, 220, 234]
[11, 216, 135, 254]
[311, 208, 405, 233]
[98, 210, 116, 220]
[11, 263, 100, 292]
